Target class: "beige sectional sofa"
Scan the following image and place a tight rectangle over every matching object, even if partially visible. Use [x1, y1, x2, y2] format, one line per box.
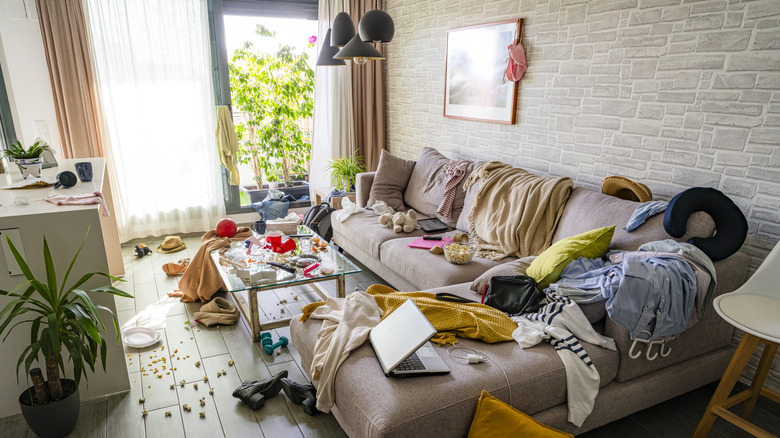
[290, 149, 747, 436]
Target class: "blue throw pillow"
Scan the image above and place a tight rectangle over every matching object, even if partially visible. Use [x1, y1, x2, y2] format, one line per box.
[663, 187, 747, 261]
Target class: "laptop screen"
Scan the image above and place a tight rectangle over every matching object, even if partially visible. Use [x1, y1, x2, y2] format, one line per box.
[369, 299, 437, 374]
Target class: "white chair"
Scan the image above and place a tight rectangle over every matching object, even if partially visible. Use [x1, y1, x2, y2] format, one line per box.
[694, 241, 780, 438]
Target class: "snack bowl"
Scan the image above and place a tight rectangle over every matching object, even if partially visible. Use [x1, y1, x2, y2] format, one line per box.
[442, 242, 477, 265]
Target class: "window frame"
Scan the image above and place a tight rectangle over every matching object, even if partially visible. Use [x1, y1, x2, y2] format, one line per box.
[0, 62, 18, 151]
[207, 0, 318, 215]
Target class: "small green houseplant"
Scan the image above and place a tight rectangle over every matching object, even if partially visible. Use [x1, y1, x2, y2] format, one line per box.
[3, 140, 50, 179]
[0, 233, 131, 437]
[3, 140, 50, 159]
[325, 152, 367, 192]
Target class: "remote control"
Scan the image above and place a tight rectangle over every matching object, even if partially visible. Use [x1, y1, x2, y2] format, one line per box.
[266, 261, 297, 273]
[422, 235, 443, 240]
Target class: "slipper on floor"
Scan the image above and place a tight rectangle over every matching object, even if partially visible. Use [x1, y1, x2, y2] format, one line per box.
[163, 258, 190, 276]
[168, 290, 184, 297]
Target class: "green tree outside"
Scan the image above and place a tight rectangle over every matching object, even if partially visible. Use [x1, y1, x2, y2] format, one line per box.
[229, 25, 315, 189]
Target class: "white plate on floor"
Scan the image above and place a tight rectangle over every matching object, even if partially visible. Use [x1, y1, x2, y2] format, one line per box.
[122, 327, 160, 348]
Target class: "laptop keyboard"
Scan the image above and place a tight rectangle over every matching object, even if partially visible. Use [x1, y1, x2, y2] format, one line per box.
[394, 352, 426, 372]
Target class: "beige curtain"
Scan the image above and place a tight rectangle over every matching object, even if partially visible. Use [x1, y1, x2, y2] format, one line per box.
[36, 0, 104, 159]
[350, 0, 386, 172]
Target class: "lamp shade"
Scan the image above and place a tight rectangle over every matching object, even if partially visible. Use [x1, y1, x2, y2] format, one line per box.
[333, 34, 385, 63]
[316, 29, 346, 66]
[331, 12, 356, 47]
[358, 9, 394, 43]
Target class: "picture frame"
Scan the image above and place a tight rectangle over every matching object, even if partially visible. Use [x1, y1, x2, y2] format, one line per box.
[443, 19, 523, 124]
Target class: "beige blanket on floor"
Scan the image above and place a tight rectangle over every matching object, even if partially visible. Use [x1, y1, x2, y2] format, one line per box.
[178, 228, 252, 303]
[464, 162, 573, 260]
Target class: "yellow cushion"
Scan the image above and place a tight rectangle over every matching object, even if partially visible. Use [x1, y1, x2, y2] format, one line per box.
[526, 225, 615, 288]
[467, 391, 573, 438]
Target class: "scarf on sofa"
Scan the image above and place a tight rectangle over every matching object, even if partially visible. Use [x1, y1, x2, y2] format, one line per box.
[464, 162, 573, 260]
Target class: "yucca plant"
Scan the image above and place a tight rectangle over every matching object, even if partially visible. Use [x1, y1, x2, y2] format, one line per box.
[4, 140, 50, 160]
[0, 232, 132, 404]
[325, 152, 367, 192]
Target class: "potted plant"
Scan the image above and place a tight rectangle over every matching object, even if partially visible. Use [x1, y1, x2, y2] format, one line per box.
[325, 152, 367, 193]
[4, 140, 50, 179]
[0, 233, 131, 437]
[266, 173, 282, 189]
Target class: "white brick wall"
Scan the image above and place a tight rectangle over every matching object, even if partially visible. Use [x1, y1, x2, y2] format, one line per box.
[385, 0, 779, 270]
[385, 0, 780, 390]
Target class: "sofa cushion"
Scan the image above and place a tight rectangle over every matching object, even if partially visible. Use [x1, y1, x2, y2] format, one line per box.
[456, 179, 480, 232]
[527, 225, 615, 288]
[404, 147, 474, 228]
[469, 256, 537, 294]
[380, 233, 510, 290]
[332, 210, 426, 259]
[367, 150, 416, 211]
[552, 188, 715, 251]
[468, 391, 574, 438]
[290, 314, 618, 438]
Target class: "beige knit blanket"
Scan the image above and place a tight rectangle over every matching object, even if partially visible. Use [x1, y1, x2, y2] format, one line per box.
[464, 162, 573, 260]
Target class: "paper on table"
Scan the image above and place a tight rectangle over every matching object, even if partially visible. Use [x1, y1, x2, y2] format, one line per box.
[2, 177, 56, 189]
[407, 236, 454, 250]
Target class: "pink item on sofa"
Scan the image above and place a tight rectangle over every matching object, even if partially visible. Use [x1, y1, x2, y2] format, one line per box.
[407, 236, 454, 250]
[44, 191, 110, 218]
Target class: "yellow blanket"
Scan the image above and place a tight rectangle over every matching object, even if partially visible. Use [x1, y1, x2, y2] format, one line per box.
[464, 161, 573, 260]
[301, 285, 516, 345]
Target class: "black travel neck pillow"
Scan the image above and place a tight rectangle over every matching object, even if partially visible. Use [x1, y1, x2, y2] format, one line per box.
[663, 187, 748, 261]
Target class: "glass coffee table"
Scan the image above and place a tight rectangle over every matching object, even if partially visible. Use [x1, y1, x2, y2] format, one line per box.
[210, 225, 361, 341]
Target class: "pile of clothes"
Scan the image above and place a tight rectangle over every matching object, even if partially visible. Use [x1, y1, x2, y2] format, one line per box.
[549, 239, 716, 342]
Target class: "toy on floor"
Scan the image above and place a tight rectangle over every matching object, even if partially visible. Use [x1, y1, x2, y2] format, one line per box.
[133, 244, 152, 258]
[216, 218, 238, 238]
[261, 332, 289, 355]
[378, 209, 418, 233]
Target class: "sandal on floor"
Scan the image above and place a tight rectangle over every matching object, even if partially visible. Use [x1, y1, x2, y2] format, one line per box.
[163, 258, 190, 276]
[167, 289, 184, 298]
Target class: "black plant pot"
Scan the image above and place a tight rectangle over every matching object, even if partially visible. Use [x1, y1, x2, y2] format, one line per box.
[19, 379, 80, 438]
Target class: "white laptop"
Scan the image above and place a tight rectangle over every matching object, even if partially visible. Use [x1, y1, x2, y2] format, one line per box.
[369, 299, 450, 377]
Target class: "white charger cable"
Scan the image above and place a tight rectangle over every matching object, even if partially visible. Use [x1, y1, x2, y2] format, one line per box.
[447, 344, 512, 406]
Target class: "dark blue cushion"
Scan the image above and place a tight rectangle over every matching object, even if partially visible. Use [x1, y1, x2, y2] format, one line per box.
[663, 187, 747, 261]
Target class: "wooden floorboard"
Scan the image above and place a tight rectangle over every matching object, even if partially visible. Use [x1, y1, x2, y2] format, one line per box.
[69, 396, 107, 438]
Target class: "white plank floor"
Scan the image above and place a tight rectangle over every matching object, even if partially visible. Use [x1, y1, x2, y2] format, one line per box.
[0, 233, 388, 438]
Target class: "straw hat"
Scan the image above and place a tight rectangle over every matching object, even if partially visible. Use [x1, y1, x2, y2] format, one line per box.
[600, 176, 653, 203]
[157, 236, 186, 253]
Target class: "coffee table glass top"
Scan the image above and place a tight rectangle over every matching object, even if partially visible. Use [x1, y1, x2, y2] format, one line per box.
[211, 225, 361, 292]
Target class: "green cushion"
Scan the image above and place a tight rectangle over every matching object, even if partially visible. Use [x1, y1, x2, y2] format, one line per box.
[527, 225, 615, 288]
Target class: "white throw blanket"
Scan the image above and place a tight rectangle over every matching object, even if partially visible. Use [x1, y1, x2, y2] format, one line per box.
[307, 291, 383, 413]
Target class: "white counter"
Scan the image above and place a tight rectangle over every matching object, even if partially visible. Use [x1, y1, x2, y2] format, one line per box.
[0, 157, 129, 417]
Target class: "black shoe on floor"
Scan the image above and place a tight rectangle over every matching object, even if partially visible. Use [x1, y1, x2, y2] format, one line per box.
[232, 381, 266, 410]
[302, 397, 320, 416]
[256, 370, 289, 400]
[280, 378, 317, 405]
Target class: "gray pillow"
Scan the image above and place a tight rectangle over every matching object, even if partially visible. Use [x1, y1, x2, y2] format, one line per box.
[403, 147, 474, 228]
[469, 256, 537, 294]
[367, 150, 416, 211]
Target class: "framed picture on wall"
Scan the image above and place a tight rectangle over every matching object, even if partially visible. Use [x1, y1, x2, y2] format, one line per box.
[443, 19, 523, 124]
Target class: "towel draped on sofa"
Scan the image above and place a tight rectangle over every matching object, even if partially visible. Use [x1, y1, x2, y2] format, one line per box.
[464, 162, 573, 260]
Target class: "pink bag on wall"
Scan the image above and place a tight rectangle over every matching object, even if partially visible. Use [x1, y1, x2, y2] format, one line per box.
[504, 41, 527, 82]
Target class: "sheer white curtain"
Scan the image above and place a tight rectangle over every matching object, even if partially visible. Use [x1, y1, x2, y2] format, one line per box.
[85, 0, 224, 241]
[310, 0, 356, 195]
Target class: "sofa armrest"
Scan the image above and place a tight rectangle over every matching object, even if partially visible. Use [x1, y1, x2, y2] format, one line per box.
[355, 172, 375, 208]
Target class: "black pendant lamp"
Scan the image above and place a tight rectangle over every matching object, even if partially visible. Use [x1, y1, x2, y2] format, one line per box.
[316, 2, 346, 66]
[317, 29, 346, 66]
[330, 1, 355, 48]
[333, 34, 385, 65]
[358, 9, 394, 43]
